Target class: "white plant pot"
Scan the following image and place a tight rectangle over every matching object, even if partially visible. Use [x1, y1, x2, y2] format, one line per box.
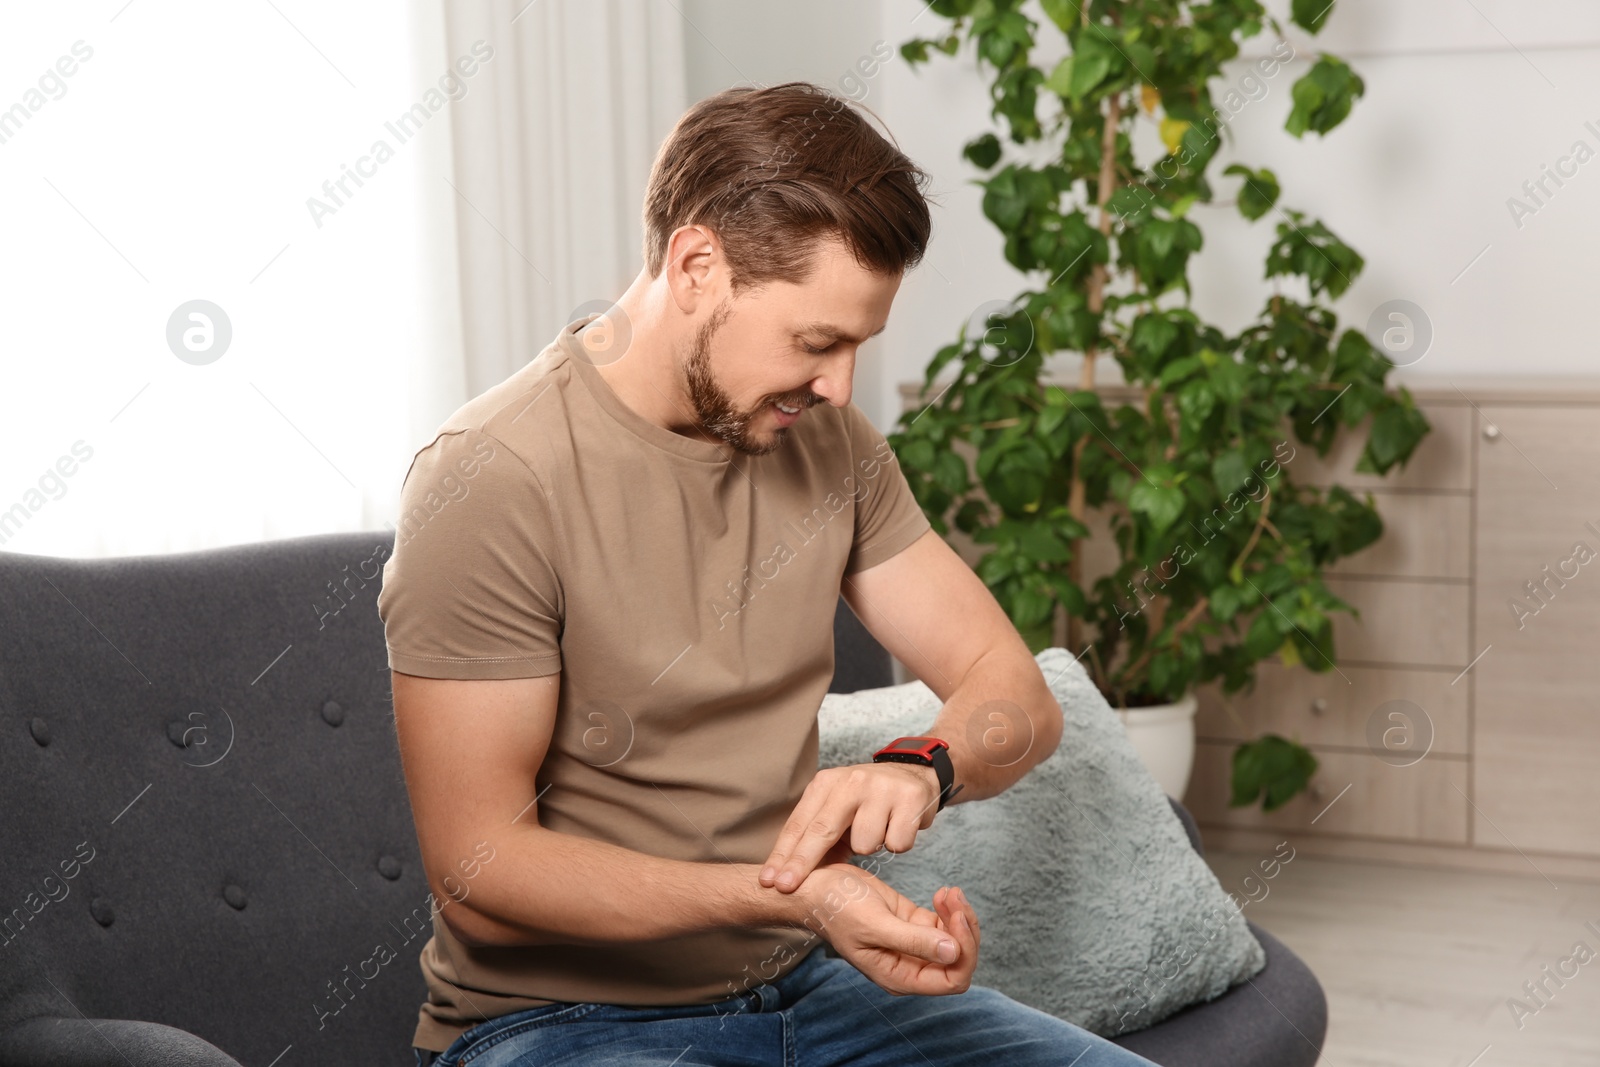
[1116, 692, 1198, 799]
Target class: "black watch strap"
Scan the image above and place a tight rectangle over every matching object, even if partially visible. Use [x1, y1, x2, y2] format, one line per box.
[928, 743, 957, 811]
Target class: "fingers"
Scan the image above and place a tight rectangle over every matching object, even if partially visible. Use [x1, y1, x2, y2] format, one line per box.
[883, 802, 922, 853]
[851, 799, 896, 855]
[762, 765, 936, 894]
[897, 910, 962, 965]
[770, 802, 854, 892]
[941, 885, 979, 965]
[760, 780, 837, 891]
[926, 884, 978, 995]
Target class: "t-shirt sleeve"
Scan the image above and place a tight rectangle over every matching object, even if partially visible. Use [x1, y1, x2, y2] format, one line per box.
[377, 428, 564, 680]
[842, 403, 933, 577]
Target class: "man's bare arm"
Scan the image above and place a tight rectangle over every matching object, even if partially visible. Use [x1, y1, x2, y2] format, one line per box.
[843, 529, 1065, 802]
[391, 669, 975, 980]
[759, 531, 1065, 895]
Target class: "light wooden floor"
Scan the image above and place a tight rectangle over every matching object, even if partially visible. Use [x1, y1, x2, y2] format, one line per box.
[1204, 850, 1600, 1067]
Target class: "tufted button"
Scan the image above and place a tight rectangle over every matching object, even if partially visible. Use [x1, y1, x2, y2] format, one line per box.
[29, 717, 51, 746]
[223, 884, 248, 910]
[320, 700, 344, 727]
[377, 854, 402, 881]
[90, 897, 114, 927]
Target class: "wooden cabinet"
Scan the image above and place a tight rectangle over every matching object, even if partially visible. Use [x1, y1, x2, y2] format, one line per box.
[1472, 404, 1600, 859]
[897, 378, 1600, 879]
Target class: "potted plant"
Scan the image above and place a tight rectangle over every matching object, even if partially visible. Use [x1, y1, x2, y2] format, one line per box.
[892, 0, 1431, 808]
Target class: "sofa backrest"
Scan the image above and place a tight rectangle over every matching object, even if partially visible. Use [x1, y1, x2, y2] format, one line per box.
[0, 530, 892, 1064]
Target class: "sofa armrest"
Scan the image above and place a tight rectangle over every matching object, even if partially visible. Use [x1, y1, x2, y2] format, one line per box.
[0, 1016, 241, 1067]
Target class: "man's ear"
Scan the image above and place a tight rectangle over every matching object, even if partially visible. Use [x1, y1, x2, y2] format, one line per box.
[664, 224, 725, 314]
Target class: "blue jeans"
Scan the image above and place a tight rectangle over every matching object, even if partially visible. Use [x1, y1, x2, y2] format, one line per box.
[411, 945, 1158, 1066]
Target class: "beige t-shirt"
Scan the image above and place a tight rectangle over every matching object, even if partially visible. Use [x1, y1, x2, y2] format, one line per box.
[377, 316, 932, 1052]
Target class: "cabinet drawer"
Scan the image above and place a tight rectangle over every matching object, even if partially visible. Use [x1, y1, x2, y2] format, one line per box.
[1186, 741, 1468, 844]
[1323, 577, 1470, 667]
[1289, 402, 1472, 491]
[1195, 663, 1468, 756]
[1326, 491, 1470, 580]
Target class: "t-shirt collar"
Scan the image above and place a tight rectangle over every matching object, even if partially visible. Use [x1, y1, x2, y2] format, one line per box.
[559, 316, 737, 466]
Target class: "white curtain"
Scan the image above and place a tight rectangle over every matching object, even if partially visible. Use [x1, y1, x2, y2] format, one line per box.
[442, 0, 687, 394]
[0, 0, 684, 559]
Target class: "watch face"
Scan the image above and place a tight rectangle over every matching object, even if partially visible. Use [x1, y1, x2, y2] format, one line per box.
[881, 736, 946, 759]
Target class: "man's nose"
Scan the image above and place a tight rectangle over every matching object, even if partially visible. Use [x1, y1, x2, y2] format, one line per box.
[810, 350, 855, 408]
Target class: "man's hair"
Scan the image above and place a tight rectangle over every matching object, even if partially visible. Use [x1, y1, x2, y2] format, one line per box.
[642, 81, 933, 292]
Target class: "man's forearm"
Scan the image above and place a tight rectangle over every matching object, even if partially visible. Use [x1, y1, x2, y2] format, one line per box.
[922, 645, 1064, 804]
[443, 823, 822, 949]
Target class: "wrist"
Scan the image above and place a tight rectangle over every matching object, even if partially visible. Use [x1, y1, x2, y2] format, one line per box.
[905, 763, 941, 811]
[786, 862, 876, 940]
[728, 862, 833, 932]
[872, 735, 959, 811]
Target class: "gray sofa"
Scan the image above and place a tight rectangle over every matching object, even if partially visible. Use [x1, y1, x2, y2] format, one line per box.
[0, 531, 1326, 1066]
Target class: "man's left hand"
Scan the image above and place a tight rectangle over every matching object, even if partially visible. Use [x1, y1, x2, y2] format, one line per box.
[759, 762, 940, 893]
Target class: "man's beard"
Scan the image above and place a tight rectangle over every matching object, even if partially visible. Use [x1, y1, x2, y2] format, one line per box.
[682, 300, 817, 457]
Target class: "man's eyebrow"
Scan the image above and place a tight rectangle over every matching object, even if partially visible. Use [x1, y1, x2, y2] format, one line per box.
[798, 322, 888, 345]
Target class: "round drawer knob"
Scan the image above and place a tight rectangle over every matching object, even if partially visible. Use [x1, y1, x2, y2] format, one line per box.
[1310, 698, 1328, 716]
[1306, 783, 1325, 803]
[1483, 424, 1500, 440]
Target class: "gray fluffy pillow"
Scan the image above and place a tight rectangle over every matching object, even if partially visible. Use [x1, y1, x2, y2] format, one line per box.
[816, 646, 1266, 1036]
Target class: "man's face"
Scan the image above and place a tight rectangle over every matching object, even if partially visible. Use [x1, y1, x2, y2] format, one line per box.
[682, 236, 901, 456]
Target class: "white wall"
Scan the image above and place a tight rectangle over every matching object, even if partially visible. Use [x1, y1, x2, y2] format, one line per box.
[682, 0, 1600, 430]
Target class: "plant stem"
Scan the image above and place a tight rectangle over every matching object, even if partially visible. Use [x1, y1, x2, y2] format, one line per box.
[1229, 494, 1272, 577]
[1066, 90, 1124, 654]
[1119, 594, 1210, 696]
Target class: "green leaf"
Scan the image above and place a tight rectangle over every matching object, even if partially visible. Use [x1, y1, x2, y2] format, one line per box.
[1286, 56, 1364, 138]
[1211, 450, 1251, 495]
[1109, 186, 1157, 224]
[1020, 523, 1073, 563]
[932, 449, 969, 494]
[1176, 378, 1216, 426]
[1011, 581, 1056, 628]
[1243, 609, 1283, 659]
[1210, 583, 1250, 622]
[900, 437, 936, 473]
[1132, 313, 1181, 362]
[1040, 0, 1081, 33]
[1038, 402, 1068, 438]
[1157, 355, 1203, 387]
[1363, 401, 1428, 472]
[1067, 29, 1117, 100]
[1045, 55, 1075, 97]
[981, 167, 1028, 230]
[1224, 164, 1280, 221]
[1129, 481, 1185, 533]
[1291, 0, 1335, 33]
[964, 132, 1002, 170]
[1230, 735, 1319, 810]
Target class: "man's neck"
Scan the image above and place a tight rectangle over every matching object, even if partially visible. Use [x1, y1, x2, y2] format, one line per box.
[587, 284, 715, 445]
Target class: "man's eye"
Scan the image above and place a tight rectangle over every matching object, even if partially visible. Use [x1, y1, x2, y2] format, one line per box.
[803, 341, 833, 355]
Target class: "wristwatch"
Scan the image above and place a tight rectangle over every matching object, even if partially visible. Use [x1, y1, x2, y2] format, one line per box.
[872, 736, 961, 811]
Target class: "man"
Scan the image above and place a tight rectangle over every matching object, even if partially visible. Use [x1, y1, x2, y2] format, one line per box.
[379, 81, 1157, 1067]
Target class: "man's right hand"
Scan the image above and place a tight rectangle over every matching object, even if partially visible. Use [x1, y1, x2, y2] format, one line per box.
[792, 862, 980, 996]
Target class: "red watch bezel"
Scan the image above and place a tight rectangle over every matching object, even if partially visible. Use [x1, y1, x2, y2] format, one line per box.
[873, 736, 949, 761]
